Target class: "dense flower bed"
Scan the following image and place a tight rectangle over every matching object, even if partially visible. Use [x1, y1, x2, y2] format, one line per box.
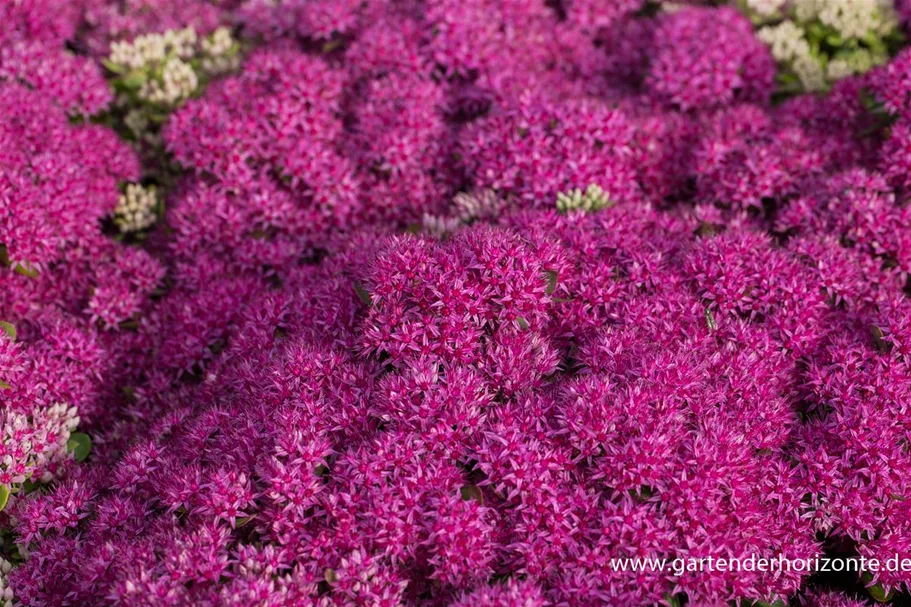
[5, 0, 911, 606]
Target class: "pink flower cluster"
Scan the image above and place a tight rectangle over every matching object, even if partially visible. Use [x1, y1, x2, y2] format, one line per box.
[6, 0, 911, 606]
[0, 0, 110, 115]
[0, 0, 163, 429]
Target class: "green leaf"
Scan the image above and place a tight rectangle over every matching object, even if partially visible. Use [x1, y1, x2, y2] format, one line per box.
[0, 321, 15, 341]
[119, 318, 141, 331]
[460, 485, 484, 505]
[146, 111, 171, 124]
[102, 58, 128, 74]
[871, 325, 890, 353]
[863, 571, 895, 603]
[119, 70, 148, 90]
[324, 568, 338, 584]
[867, 581, 894, 603]
[0, 485, 8, 512]
[67, 432, 92, 462]
[629, 485, 655, 501]
[322, 39, 343, 54]
[544, 270, 558, 296]
[776, 71, 800, 86]
[353, 282, 372, 307]
[664, 593, 683, 607]
[13, 263, 39, 278]
[0, 380, 10, 390]
[516, 317, 529, 331]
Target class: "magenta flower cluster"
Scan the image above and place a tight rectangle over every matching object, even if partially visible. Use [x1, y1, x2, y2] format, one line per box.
[6, 1, 911, 606]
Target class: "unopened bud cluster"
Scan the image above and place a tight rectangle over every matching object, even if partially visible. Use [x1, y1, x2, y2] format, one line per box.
[140, 58, 199, 107]
[556, 184, 612, 214]
[109, 27, 198, 71]
[106, 26, 240, 132]
[0, 558, 12, 607]
[747, 0, 903, 92]
[422, 189, 505, 237]
[200, 27, 239, 75]
[1, 403, 79, 489]
[114, 184, 160, 233]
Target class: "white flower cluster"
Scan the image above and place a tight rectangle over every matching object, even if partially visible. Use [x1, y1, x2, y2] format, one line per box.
[660, 2, 688, 13]
[0, 557, 12, 607]
[421, 213, 462, 239]
[757, 21, 827, 91]
[452, 189, 503, 222]
[2, 403, 79, 487]
[556, 184, 612, 214]
[827, 48, 879, 78]
[794, 0, 897, 39]
[755, 0, 900, 91]
[743, 0, 789, 17]
[422, 189, 505, 238]
[115, 184, 159, 233]
[140, 58, 199, 106]
[107, 26, 239, 108]
[109, 27, 198, 72]
[123, 108, 150, 139]
[201, 27, 241, 75]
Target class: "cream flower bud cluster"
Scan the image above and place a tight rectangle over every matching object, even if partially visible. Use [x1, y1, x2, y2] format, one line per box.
[794, 0, 897, 39]
[827, 48, 878, 79]
[115, 184, 159, 233]
[108, 27, 239, 108]
[109, 27, 198, 72]
[556, 184, 612, 214]
[452, 189, 503, 222]
[0, 558, 12, 607]
[139, 58, 199, 106]
[422, 189, 505, 238]
[200, 27, 240, 75]
[757, 21, 827, 91]
[123, 109, 149, 139]
[743, 0, 789, 18]
[660, 2, 687, 13]
[756, 0, 899, 92]
[203, 27, 233, 57]
[2, 403, 79, 487]
[421, 213, 462, 239]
